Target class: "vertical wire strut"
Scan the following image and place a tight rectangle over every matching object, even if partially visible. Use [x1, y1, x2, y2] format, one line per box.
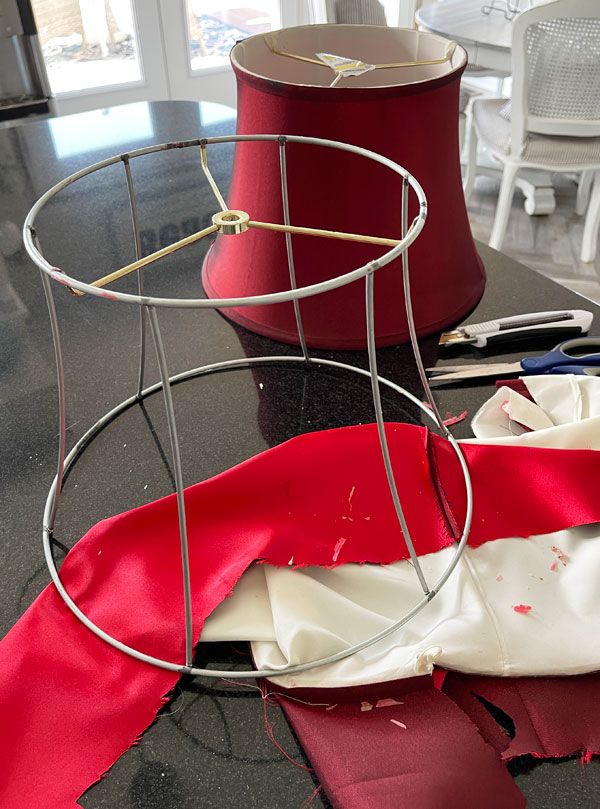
[39, 259, 67, 534]
[122, 155, 146, 397]
[278, 137, 309, 361]
[400, 177, 448, 435]
[365, 270, 430, 595]
[200, 140, 227, 212]
[147, 306, 194, 668]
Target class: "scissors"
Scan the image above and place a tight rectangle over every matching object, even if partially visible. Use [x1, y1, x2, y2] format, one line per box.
[427, 337, 600, 382]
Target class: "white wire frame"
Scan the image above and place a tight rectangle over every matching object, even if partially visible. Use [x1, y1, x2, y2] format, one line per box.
[24, 133, 474, 679]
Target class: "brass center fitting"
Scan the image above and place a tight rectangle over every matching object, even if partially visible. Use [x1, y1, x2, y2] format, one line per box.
[212, 210, 250, 235]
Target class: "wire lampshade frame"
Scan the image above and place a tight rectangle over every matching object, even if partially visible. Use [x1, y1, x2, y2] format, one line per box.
[23, 134, 473, 680]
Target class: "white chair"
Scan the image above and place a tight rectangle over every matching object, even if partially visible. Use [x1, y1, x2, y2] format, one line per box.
[464, 0, 600, 261]
[582, 172, 600, 261]
[308, 0, 388, 25]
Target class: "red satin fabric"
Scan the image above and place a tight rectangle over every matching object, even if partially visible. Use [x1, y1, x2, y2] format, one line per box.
[278, 681, 527, 809]
[443, 672, 600, 761]
[1, 423, 599, 808]
[279, 670, 600, 809]
[202, 33, 485, 348]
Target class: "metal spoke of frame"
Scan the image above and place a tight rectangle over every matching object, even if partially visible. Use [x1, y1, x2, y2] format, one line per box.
[81, 219, 394, 294]
[82, 224, 219, 293]
[39, 260, 66, 533]
[400, 178, 448, 435]
[278, 137, 309, 361]
[122, 156, 146, 397]
[269, 44, 453, 71]
[365, 271, 429, 595]
[247, 219, 400, 247]
[147, 306, 194, 668]
[200, 140, 227, 212]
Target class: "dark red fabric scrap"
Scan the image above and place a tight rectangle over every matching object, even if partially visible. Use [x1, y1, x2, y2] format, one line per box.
[278, 681, 526, 809]
[442, 673, 600, 761]
[1, 423, 599, 809]
[494, 379, 534, 399]
[440, 672, 513, 756]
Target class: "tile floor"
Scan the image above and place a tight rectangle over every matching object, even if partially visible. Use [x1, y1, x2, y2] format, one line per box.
[467, 173, 600, 305]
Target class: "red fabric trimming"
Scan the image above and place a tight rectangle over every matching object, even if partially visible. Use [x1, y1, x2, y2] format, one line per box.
[0, 423, 598, 808]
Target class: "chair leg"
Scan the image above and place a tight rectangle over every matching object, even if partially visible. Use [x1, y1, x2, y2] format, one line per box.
[581, 170, 600, 263]
[463, 118, 479, 200]
[489, 162, 519, 251]
[576, 170, 594, 217]
[459, 112, 466, 157]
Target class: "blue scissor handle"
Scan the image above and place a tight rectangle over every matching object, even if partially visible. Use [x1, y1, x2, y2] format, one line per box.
[521, 337, 600, 374]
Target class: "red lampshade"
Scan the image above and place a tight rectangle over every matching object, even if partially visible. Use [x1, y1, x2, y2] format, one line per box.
[202, 25, 485, 349]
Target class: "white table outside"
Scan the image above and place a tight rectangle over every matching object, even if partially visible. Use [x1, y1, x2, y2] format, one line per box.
[416, 0, 514, 73]
[416, 0, 556, 215]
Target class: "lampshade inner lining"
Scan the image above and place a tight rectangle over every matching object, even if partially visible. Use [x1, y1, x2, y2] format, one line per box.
[232, 25, 465, 89]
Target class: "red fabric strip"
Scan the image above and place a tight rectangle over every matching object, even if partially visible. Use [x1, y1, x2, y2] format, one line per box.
[1, 423, 599, 808]
[443, 673, 600, 761]
[280, 671, 600, 808]
[278, 682, 526, 809]
[0, 585, 176, 809]
[431, 436, 600, 550]
[440, 672, 513, 756]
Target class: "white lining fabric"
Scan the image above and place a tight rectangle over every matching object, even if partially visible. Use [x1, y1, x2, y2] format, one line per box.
[201, 377, 600, 688]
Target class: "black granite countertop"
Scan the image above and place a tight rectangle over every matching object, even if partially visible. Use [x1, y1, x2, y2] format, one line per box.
[1, 100, 599, 808]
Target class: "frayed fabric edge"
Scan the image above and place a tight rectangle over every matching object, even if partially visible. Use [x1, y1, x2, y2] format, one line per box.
[76, 690, 177, 807]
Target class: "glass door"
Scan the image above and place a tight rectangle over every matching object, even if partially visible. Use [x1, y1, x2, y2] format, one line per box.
[160, 0, 305, 108]
[29, 0, 168, 115]
[29, 0, 305, 115]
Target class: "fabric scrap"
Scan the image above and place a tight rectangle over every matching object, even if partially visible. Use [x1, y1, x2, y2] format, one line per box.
[278, 680, 526, 809]
[442, 672, 600, 761]
[1, 423, 599, 808]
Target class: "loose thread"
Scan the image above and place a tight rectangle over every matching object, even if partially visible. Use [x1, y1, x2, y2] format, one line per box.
[259, 681, 314, 772]
[299, 784, 323, 809]
[218, 678, 330, 708]
[270, 692, 331, 709]
[230, 643, 250, 657]
[218, 677, 262, 692]
[158, 688, 186, 717]
[216, 678, 327, 773]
